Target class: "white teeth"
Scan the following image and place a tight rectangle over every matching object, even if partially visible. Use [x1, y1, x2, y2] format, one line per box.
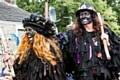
[83, 19, 87, 21]
[29, 37, 33, 41]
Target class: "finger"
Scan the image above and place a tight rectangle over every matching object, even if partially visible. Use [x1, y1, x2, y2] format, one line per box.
[104, 37, 110, 46]
[107, 41, 110, 46]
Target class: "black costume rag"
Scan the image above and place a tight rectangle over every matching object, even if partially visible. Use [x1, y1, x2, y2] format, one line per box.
[13, 48, 67, 80]
[59, 27, 120, 80]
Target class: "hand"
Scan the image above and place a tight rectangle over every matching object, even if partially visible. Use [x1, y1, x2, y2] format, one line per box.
[0, 76, 13, 80]
[3, 52, 14, 70]
[3, 67, 10, 76]
[5, 76, 13, 80]
[3, 52, 11, 62]
[101, 33, 110, 46]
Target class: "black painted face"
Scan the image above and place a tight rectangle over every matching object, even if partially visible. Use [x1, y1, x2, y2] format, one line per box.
[24, 26, 35, 44]
[79, 11, 92, 25]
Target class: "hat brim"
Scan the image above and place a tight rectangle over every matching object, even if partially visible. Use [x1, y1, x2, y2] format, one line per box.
[23, 22, 45, 30]
[76, 9, 97, 16]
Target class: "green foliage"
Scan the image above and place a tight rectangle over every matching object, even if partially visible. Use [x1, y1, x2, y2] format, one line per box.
[49, 0, 79, 32]
[94, 0, 120, 36]
[105, 0, 120, 36]
[16, 0, 120, 36]
[16, 0, 45, 14]
[106, 0, 120, 25]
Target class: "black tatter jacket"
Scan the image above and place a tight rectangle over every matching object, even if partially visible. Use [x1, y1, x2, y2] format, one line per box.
[13, 48, 67, 80]
[59, 27, 120, 80]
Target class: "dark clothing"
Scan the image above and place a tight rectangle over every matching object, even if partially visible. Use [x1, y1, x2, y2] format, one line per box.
[13, 49, 67, 80]
[60, 28, 120, 80]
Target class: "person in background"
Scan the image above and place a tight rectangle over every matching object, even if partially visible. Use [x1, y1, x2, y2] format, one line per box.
[0, 52, 13, 80]
[60, 2, 120, 80]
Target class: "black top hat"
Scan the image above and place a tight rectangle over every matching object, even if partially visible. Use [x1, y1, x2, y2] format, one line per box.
[22, 13, 56, 37]
[76, 2, 97, 16]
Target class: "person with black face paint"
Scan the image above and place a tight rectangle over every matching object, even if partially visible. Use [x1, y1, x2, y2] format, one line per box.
[60, 2, 120, 80]
[3, 13, 67, 80]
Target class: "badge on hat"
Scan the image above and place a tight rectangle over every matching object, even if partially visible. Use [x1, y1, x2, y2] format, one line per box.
[80, 3, 86, 9]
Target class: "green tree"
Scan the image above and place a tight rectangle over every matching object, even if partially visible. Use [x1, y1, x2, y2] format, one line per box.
[16, 0, 120, 36]
[106, 0, 120, 25]
[49, 0, 80, 32]
[105, 0, 120, 36]
[94, 0, 120, 36]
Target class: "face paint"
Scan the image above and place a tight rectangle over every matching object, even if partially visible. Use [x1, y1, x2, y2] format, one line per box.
[24, 26, 35, 44]
[79, 11, 92, 25]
